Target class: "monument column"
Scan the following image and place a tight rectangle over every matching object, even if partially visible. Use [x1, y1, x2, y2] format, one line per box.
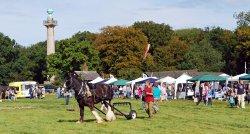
[43, 9, 57, 83]
[43, 9, 57, 55]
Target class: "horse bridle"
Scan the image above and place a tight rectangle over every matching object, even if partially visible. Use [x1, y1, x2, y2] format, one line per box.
[67, 76, 90, 99]
[65, 76, 75, 91]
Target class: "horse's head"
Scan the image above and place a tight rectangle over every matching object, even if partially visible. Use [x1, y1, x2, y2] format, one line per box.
[64, 72, 89, 95]
[64, 72, 77, 91]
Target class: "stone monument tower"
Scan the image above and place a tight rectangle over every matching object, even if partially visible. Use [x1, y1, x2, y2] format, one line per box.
[43, 9, 57, 55]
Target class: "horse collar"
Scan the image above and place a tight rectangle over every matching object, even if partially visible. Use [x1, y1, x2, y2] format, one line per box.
[78, 82, 84, 96]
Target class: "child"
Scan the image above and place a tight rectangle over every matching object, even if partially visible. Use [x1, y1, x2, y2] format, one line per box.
[207, 88, 214, 106]
[228, 89, 235, 107]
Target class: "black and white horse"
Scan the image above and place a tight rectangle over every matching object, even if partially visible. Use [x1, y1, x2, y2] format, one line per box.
[64, 72, 116, 123]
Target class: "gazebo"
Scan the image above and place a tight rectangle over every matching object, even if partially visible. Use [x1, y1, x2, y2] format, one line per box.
[228, 73, 248, 81]
[174, 73, 193, 99]
[239, 74, 250, 80]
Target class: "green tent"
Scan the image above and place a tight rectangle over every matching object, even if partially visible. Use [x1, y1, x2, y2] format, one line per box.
[188, 74, 226, 82]
[112, 79, 129, 86]
[239, 74, 250, 80]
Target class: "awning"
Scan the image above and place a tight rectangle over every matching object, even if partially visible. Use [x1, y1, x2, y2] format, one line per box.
[89, 77, 104, 84]
[112, 79, 129, 86]
[157, 76, 175, 83]
[175, 73, 192, 84]
[188, 74, 226, 82]
[228, 73, 247, 81]
[104, 77, 118, 84]
[137, 77, 158, 84]
[239, 74, 250, 80]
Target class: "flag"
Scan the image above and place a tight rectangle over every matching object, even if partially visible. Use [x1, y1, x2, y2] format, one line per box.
[142, 73, 148, 78]
[143, 44, 150, 59]
[245, 62, 247, 73]
[110, 74, 114, 78]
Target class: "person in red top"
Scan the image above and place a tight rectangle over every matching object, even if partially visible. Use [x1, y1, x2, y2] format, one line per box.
[144, 80, 154, 118]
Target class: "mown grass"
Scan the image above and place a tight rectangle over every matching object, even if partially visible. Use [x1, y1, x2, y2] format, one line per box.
[0, 94, 249, 134]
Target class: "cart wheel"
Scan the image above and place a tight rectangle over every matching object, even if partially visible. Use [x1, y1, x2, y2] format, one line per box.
[127, 110, 137, 120]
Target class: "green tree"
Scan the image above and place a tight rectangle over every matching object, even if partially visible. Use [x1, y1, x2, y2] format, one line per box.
[72, 31, 97, 43]
[175, 28, 205, 44]
[235, 26, 250, 73]
[206, 27, 237, 74]
[153, 36, 188, 71]
[132, 21, 177, 71]
[26, 42, 47, 83]
[0, 33, 25, 84]
[179, 39, 224, 72]
[234, 11, 250, 27]
[47, 35, 100, 79]
[133, 21, 173, 53]
[94, 26, 148, 79]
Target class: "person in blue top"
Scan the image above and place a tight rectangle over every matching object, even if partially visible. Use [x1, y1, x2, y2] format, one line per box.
[153, 83, 161, 113]
[153, 83, 161, 100]
[207, 87, 215, 106]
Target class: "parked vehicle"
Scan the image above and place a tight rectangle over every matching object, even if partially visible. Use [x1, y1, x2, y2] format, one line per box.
[9, 81, 37, 98]
[44, 84, 57, 93]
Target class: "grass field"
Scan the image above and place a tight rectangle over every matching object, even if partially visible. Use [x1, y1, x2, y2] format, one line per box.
[0, 94, 249, 134]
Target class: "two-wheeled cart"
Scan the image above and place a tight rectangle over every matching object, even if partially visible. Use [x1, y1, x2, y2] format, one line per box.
[94, 101, 137, 120]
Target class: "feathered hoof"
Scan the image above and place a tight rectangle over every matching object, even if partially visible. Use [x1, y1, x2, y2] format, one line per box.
[76, 120, 83, 124]
[112, 115, 116, 121]
[97, 119, 104, 124]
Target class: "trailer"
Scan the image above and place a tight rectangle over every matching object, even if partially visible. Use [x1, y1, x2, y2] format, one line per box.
[94, 101, 137, 120]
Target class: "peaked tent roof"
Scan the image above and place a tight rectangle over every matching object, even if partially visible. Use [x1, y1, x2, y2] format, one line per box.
[95, 79, 108, 84]
[157, 76, 175, 83]
[137, 77, 158, 84]
[175, 73, 192, 83]
[89, 77, 104, 84]
[146, 70, 222, 79]
[228, 73, 247, 81]
[127, 77, 147, 84]
[239, 74, 250, 80]
[219, 73, 230, 78]
[112, 79, 129, 86]
[188, 74, 226, 82]
[105, 77, 118, 84]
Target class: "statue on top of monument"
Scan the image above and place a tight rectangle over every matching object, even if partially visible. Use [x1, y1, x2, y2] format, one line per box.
[47, 9, 54, 19]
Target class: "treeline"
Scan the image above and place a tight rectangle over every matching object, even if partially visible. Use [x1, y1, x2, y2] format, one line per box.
[0, 11, 249, 84]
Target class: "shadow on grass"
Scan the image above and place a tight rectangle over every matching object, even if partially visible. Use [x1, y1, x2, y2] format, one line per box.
[136, 116, 148, 119]
[57, 119, 96, 123]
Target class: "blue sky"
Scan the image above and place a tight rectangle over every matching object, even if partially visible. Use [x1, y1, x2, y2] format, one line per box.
[0, 0, 249, 46]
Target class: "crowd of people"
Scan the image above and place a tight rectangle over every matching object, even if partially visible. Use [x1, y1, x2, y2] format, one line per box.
[113, 82, 175, 101]
[109, 79, 250, 118]
[56, 86, 73, 105]
[1, 78, 249, 120]
[28, 85, 45, 99]
[225, 81, 250, 108]
[4, 87, 17, 101]
[193, 80, 250, 108]
[110, 81, 176, 118]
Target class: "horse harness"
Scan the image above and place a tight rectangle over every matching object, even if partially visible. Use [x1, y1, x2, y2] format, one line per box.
[77, 82, 108, 103]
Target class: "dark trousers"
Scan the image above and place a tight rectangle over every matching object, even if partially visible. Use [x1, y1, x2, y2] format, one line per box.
[30, 93, 33, 99]
[145, 101, 153, 117]
[207, 98, 212, 106]
[196, 96, 206, 105]
[234, 97, 238, 105]
[65, 96, 70, 105]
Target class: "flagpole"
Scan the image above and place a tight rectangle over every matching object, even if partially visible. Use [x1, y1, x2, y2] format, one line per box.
[245, 62, 247, 73]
